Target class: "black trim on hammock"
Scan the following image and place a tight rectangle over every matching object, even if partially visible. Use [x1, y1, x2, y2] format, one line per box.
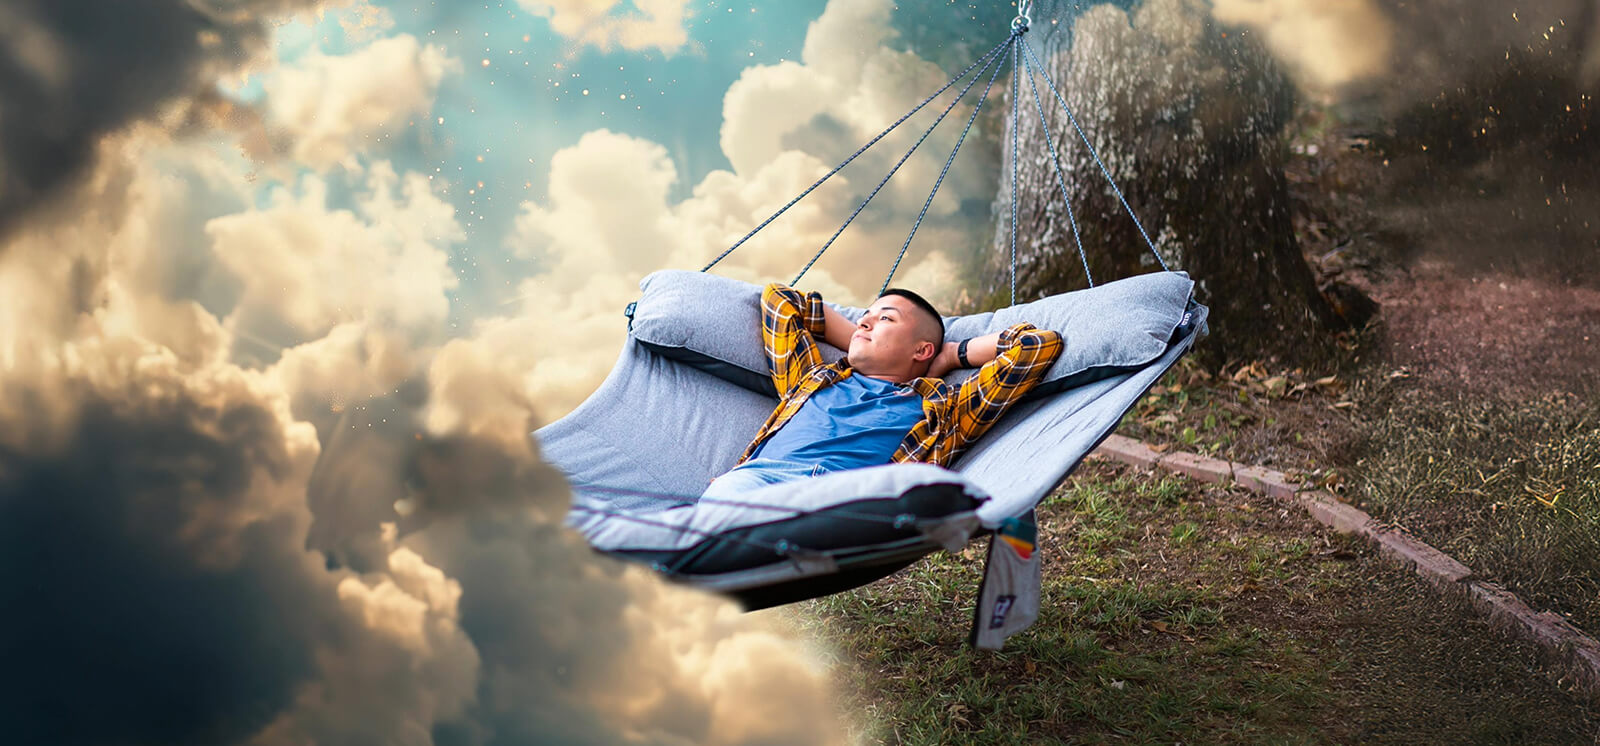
[729, 555, 923, 610]
[606, 482, 979, 574]
[636, 339, 782, 398]
[673, 534, 956, 610]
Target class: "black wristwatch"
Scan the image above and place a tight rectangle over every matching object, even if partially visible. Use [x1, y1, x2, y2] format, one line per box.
[957, 338, 972, 368]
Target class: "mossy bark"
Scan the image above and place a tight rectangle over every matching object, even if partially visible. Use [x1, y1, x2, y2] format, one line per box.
[988, 0, 1338, 366]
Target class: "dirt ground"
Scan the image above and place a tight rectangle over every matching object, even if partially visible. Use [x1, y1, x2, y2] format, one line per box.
[1374, 261, 1600, 399]
[1293, 104, 1600, 401]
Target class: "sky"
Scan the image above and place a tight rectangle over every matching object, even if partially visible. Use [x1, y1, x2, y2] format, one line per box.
[2, 0, 1594, 743]
[230, 0, 1016, 329]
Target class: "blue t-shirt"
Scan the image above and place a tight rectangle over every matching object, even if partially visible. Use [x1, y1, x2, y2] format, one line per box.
[752, 373, 926, 472]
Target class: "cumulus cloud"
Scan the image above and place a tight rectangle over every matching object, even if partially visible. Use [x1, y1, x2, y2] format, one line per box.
[517, 0, 692, 55]
[0, 264, 484, 745]
[262, 33, 459, 169]
[206, 161, 463, 360]
[0, 1, 1008, 741]
[498, 0, 993, 416]
[0, 0, 328, 240]
[0, 111, 844, 746]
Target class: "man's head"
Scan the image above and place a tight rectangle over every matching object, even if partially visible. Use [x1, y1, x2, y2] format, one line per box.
[848, 288, 945, 382]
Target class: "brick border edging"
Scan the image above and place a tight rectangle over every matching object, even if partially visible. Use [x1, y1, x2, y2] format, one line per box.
[1091, 434, 1600, 702]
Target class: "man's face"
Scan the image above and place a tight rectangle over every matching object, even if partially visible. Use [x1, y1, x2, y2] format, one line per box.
[848, 295, 936, 375]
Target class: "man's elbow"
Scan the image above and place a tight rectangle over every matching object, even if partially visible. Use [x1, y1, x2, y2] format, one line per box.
[1002, 323, 1053, 346]
[1012, 328, 1063, 362]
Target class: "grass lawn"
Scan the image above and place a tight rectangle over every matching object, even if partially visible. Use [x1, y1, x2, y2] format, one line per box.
[1118, 352, 1600, 638]
[774, 460, 1600, 745]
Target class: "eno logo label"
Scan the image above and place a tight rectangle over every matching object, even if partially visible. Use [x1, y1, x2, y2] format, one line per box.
[988, 595, 1017, 629]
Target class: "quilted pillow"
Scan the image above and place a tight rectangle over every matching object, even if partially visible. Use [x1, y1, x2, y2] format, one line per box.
[626, 269, 1199, 399]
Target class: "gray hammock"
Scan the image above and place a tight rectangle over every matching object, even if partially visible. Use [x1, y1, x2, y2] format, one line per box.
[540, 270, 1206, 610]
[534, 3, 1209, 640]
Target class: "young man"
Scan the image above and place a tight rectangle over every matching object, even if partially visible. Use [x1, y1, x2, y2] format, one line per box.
[702, 283, 1064, 498]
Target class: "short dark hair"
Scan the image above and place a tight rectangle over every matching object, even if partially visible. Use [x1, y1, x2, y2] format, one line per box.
[879, 287, 945, 349]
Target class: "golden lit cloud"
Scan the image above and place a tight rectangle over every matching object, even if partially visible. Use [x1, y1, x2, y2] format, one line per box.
[1211, 0, 1393, 94]
[516, 0, 692, 54]
[262, 34, 460, 170]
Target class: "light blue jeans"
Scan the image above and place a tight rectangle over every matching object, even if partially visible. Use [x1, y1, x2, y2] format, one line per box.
[701, 457, 828, 501]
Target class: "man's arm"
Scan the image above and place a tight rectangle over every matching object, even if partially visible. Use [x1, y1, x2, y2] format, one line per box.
[821, 304, 856, 351]
[761, 283, 830, 394]
[937, 323, 1064, 456]
[926, 331, 1004, 379]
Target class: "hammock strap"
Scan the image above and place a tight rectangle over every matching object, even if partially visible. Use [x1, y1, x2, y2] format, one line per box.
[794, 31, 1016, 287]
[1021, 40, 1093, 287]
[1020, 36, 1170, 272]
[1009, 38, 1021, 306]
[702, 32, 1019, 273]
[879, 32, 1014, 295]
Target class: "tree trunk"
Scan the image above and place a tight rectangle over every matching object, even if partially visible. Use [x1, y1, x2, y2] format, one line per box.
[989, 0, 1340, 366]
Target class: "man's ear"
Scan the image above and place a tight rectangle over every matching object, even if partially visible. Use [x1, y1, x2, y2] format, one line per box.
[913, 340, 937, 362]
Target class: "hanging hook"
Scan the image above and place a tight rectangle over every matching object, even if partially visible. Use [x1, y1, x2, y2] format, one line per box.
[1012, 0, 1031, 34]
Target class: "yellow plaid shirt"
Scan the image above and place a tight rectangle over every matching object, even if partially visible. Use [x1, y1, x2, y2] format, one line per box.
[738, 283, 1065, 469]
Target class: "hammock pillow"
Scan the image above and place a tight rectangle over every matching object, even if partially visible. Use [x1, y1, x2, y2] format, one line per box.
[627, 269, 1197, 399]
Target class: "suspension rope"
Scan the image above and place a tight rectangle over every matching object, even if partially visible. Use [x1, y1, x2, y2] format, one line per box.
[702, 33, 1019, 273]
[1019, 36, 1170, 271]
[879, 33, 1013, 295]
[1008, 36, 1021, 304]
[1021, 41, 1093, 287]
[794, 32, 1016, 286]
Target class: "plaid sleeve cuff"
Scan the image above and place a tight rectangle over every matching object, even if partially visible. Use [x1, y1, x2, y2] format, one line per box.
[998, 323, 1063, 366]
[803, 291, 828, 338]
[996, 322, 1044, 347]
